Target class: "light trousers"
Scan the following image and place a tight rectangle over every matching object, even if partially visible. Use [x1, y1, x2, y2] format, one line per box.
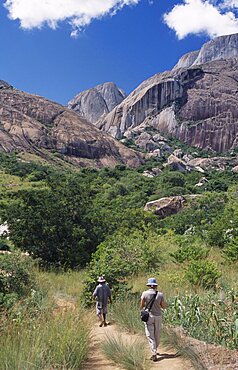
[144, 314, 162, 355]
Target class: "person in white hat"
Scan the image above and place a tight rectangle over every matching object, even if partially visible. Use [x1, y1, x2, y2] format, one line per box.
[140, 278, 166, 362]
[93, 276, 112, 327]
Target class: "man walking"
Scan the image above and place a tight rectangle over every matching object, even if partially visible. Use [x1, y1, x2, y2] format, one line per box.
[140, 278, 166, 362]
[93, 276, 112, 327]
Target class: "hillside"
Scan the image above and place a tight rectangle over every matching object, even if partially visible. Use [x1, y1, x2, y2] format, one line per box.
[0, 80, 141, 168]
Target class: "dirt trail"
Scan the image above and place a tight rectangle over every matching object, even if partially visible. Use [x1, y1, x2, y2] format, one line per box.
[53, 295, 195, 369]
[83, 322, 195, 370]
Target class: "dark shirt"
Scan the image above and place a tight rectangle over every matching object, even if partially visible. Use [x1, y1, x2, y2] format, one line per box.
[93, 283, 111, 307]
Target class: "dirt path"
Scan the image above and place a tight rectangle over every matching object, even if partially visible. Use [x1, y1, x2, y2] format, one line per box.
[83, 322, 195, 370]
[53, 295, 195, 369]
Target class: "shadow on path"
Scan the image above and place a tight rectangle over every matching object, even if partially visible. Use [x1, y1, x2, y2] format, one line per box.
[157, 352, 181, 362]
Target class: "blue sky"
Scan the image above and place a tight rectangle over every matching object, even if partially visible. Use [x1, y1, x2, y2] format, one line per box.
[1, 0, 238, 105]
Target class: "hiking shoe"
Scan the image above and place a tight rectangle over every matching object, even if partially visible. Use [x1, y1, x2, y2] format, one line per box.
[99, 322, 104, 327]
[151, 355, 158, 362]
[103, 322, 107, 327]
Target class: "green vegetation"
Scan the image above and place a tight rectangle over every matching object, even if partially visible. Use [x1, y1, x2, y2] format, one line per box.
[0, 311, 89, 370]
[0, 255, 90, 369]
[0, 252, 37, 311]
[0, 151, 238, 357]
[165, 291, 237, 349]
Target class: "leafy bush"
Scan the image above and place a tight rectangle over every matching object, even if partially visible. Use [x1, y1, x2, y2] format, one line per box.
[82, 229, 166, 306]
[172, 240, 209, 263]
[0, 252, 37, 310]
[185, 260, 221, 289]
[0, 239, 10, 251]
[222, 238, 238, 261]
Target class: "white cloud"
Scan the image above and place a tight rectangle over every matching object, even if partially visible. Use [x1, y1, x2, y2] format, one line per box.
[164, 0, 238, 39]
[4, 0, 140, 36]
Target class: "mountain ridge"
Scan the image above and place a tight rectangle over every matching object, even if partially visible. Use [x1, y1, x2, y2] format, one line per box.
[94, 33, 238, 153]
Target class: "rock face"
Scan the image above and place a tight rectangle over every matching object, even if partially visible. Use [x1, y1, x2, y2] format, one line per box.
[97, 33, 238, 153]
[68, 82, 126, 124]
[173, 33, 238, 70]
[0, 82, 142, 168]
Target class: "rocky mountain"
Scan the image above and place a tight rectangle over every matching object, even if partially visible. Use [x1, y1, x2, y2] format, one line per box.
[68, 82, 126, 124]
[0, 81, 141, 168]
[96, 33, 238, 153]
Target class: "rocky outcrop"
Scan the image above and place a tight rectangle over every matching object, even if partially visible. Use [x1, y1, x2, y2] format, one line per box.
[144, 194, 201, 218]
[144, 196, 186, 218]
[97, 33, 238, 153]
[187, 157, 238, 171]
[172, 50, 199, 70]
[68, 82, 126, 124]
[173, 33, 238, 70]
[193, 33, 238, 66]
[0, 82, 142, 168]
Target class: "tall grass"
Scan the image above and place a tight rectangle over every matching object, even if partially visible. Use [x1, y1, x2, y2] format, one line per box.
[102, 334, 149, 370]
[0, 269, 91, 369]
[0, 310, 90, 369]
[37, 270, 86, 301]
[111, 296, 144, 334]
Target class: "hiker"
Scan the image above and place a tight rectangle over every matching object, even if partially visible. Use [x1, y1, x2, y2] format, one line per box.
[140, 278, 167, 362]
[93, 276, 112, 327]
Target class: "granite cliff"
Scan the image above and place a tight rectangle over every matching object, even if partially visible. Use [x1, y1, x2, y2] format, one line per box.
[0, 81, 141, 168]
[68, 82, 126, 124]
[96, 33, 238, 153]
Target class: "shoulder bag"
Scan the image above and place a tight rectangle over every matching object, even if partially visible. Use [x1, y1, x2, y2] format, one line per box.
[140, 292, 157, 322]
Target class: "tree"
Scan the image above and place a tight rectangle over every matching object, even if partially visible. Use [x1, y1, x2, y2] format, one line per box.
[5, 173, 93, 268]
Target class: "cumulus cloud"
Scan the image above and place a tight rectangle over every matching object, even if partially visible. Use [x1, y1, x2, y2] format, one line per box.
[4, 0, 140, 37]
[164, 0, 238, 39]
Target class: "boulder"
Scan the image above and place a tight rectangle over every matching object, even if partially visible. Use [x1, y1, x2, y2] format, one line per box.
[166, 154, 189, 173]
[144, 194, 201, 218]
[232, 165, 238, 173]
[144, 196, 186, 218]
[135, 132, 160, 151]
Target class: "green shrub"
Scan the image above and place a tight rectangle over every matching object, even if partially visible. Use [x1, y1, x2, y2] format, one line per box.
[222, 238, 238, 261]
[0, 252, 37, 310]
[185, 260, 221, 289]
[172, 241, 209, 263]
[82, 229, 164, 306]
[0, 238, 10, 251]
